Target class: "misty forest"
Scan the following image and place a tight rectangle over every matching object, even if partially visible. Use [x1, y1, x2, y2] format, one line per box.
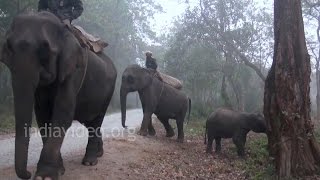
[0, 0, 320, 179]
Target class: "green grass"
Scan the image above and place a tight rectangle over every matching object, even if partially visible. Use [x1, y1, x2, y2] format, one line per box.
[242, 127, 320, 180]
[185, 115, 275, 179]
[184, 118, 206, 137]
[0, 112, 15, 133]
[242, 136, 275, 180]
[0, 108, 38, 133]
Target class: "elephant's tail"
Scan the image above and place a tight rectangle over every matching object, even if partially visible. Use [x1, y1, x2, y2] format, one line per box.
[204, 122, 207, 145]
[186, 98, 191, 124]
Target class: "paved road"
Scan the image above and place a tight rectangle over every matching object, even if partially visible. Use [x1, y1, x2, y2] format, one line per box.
[0, 109, 143, 168]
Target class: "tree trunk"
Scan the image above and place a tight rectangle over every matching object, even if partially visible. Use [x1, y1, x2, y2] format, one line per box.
[264, 0, 320, 178]
[317, 15, 320, 120]
[316, 61, 320, 119]
[221, 75, 232, 109]
[227, 76, 244, 111]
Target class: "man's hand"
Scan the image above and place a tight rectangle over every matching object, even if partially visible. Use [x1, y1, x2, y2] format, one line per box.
[62, 19, 71, 28]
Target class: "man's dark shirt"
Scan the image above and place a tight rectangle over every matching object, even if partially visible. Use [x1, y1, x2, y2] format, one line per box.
[38, 0, 83, 21]
[146, 56, 158, 70]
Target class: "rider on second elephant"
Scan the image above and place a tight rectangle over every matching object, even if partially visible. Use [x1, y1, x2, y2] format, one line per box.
[38, 0, 108, 53]
[145, 51, 183, 90]
[145, 51, 158, 70]
[145, 51, 163, 81]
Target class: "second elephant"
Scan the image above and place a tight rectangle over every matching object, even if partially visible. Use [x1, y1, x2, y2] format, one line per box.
[205, 108, 266, 156]
[120, 65, 191, 142]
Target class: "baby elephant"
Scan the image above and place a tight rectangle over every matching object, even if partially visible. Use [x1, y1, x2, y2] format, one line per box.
[205, 108, 266, 156]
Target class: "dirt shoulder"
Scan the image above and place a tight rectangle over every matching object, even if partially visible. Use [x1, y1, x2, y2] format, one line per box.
[2, 119, 320, 179]
[0, 120, 254, 180]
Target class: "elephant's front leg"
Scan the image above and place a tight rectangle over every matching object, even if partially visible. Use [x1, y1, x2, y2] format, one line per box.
[82, 114, 105, 166]
[35, 114, 66, 176]
[232, 133, 247, 157]
[35, 91, 66, 176]
[35, 83, 76, 180]
[35, 124, 72, 180]
[139, 112, 152, 136]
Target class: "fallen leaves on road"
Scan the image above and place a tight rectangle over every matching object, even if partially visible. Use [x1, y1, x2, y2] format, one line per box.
[128, 121, 250, 180]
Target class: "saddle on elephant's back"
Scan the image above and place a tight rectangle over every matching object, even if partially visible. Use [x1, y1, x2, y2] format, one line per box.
[158, 72, 183, 90]
[71, 25, 108, 53]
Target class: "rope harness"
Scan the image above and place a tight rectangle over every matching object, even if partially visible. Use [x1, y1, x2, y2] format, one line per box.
[77, 47, 89, 93]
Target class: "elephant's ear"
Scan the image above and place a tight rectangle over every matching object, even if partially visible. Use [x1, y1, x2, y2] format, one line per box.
[143, 70, 153, 87]
[58, 32, 86, 84]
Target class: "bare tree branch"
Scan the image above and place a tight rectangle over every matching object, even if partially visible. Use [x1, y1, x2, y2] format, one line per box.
[199, 0, 266, 81]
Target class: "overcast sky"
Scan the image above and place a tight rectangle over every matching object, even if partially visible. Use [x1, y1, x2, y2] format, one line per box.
[152, 0, 274, 35]
[151, 0, 190, 34]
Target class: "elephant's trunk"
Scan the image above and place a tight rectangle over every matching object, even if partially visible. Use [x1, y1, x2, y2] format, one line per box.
[120, 87, 128, 128]
[12, 74, 38, 179]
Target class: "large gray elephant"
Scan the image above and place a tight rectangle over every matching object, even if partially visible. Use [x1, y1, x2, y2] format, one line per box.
[120, 65, 191, 142]
[205, 108, 266, 156]
[0, 12, 117, 180]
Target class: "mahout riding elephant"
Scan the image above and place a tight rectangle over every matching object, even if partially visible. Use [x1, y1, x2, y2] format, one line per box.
[204, 108, 266, 156]
[120, 65, 191, 143]
[0, 12, 117, 180]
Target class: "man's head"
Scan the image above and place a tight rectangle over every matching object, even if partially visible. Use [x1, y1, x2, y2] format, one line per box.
[145, 51, 153, 58]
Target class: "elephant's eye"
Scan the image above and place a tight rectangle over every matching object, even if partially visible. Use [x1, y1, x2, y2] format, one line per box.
[127, 75, 134, 84]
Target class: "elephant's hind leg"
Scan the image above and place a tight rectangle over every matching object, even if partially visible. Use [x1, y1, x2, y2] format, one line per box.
[159, 118, 175, 137]
[82, 114, 105, 166]
[176, 117, 184, 143]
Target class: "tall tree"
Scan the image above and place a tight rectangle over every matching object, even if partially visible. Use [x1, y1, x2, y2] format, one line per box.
[264, 0, 320, 178]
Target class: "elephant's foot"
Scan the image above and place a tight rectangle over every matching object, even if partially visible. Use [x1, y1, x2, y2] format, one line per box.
[16, 170, 31, 180]
[82, 148, 100, 166]
[96, 140, 104, 157]
[176, 137, 184, 143]
[82, 139, 104, 166]
[206, 145, 212, 154]
[82, 154, 98, 166]
[166, 130, 175, 137]
[215, 150, 221, 154]
[138, 129, 148, 136]
[58, 155, 65, 175]
[34, 164, 60, 180]
[96, 147, 104, 157]
[148, 128, 156, 136]
[59, 166, 65, 176]
[237, 150, 245, 157]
